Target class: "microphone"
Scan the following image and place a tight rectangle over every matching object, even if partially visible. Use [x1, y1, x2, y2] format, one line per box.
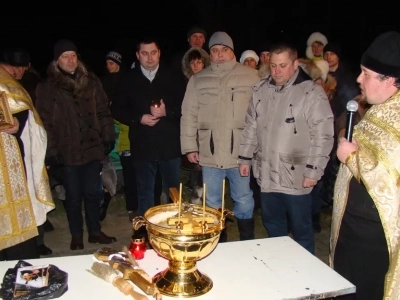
[345, 100, 359, 142]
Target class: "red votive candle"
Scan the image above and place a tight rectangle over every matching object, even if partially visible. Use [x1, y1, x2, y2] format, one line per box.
[129, 236, 146, 260]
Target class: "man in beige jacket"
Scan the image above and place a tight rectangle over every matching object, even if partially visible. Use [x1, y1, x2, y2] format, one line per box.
[238, 42, 334, 254]
[181, 32, 260, 241]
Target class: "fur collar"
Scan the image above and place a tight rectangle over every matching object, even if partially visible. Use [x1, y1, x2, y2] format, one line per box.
[298, 58, 337, 100]
[47, 61, 96, 96]
[258, 63, 270, 78]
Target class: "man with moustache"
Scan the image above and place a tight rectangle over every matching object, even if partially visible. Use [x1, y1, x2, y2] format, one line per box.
[331, 31, 400, 300]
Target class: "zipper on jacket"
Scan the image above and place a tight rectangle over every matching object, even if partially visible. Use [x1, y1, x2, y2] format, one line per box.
[285, 104, 297, 134]
[210, 131, 214, 155]
[231, 88, 234, 119]
[231, 130, 234, 154]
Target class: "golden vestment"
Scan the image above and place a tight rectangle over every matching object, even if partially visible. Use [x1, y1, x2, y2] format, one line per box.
[0, 66, 54, 251]
[331, 90, 400, 299]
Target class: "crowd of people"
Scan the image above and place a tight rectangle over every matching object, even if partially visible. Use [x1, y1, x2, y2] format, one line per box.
[1, 25, 400, 299]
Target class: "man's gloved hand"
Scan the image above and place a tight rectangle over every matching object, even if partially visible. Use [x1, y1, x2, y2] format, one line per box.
[45, 155, 64, 167]
[103, 141, 115, 155]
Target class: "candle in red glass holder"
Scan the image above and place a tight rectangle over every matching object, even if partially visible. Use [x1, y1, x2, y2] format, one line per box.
[129, 235, 146, 260]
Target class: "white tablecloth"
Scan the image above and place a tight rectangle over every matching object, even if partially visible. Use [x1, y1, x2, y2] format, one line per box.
[0, 237, 355, 299]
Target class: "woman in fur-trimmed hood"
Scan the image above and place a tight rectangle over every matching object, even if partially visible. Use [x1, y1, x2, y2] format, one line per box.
[305, 32, 328, 61]
[181, 47, 210, 80]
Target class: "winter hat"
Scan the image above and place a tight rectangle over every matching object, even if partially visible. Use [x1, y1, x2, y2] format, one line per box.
[361, 31, 400, 77]
[209, 32, 234, 50]
[3, 48, 30, 66]
[53, 39, 77, 60]
[187, 26, 207, 39]
[306, 32, 328, 59]
[106, 51, 122, 65]
[323, 42, 341, 58]
[240, 50, 259, 64]
[314, 60, 330, 82]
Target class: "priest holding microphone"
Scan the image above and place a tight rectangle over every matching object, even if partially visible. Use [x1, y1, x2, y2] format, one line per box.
[331, 31, 400, 300]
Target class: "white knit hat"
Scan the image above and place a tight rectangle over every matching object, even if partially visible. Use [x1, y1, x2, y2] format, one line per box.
[314, 60, 330, 82]
[240, 50, 259, 64]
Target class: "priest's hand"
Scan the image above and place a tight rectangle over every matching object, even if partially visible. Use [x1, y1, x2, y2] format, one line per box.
[337, 137, 358, 163]
[1, 117, 19, 134]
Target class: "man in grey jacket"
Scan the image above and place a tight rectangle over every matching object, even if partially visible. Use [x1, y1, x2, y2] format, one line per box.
[238, 42, 334, 253]
[181, 32, 260, 241]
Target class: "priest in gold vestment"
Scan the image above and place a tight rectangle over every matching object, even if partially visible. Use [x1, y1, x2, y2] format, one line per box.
[331, 31, 400, 299]
[0, 62, 54, 260]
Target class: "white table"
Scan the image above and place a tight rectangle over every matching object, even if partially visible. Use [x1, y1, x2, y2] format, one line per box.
[0, 237, 355, 299]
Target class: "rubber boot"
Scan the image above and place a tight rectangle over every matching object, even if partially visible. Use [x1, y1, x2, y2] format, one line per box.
[237, 218, 255, 241]
[99, 192, 112, 221]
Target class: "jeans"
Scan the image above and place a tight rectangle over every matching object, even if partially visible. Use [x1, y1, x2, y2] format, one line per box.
[62, 161, 102, 236]
[133, 157, 180, 216]
[202, 166, 254, 219]
[260, 192, 314, 254]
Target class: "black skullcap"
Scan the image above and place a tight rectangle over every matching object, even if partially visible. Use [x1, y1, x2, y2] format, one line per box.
[361, 31, 400, 77]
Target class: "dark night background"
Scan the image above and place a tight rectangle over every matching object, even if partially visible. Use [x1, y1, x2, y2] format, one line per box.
[3, 1, 400, 76]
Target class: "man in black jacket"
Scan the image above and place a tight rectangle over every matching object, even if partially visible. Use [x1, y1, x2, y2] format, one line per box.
[112, 38, 186, 217]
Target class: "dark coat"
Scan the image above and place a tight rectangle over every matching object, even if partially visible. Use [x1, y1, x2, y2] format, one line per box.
[100, 67, 127, 104]
[111, 64, 186, 161]
[35, 61, 115, 166]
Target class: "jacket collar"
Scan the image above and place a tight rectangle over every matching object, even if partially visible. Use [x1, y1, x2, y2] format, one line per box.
[266, 67, 312, 91]
[210, 58, 237, 73]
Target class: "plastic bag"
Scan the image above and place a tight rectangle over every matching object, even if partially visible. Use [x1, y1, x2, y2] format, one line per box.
[101, 156, 117, 196]
[0, 260, 68, 300]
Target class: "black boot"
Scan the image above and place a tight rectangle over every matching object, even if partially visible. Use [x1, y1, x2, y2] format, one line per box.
[312, 214, 321, 233]
[237, 218, 255, 241]
[218, 228, 228, 243]
[99, 192, 112, 221]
